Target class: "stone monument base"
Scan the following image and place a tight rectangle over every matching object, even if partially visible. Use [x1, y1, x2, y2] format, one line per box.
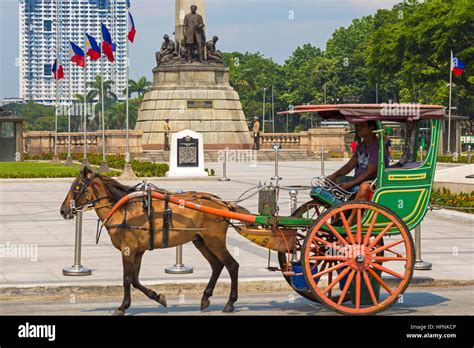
[135, 64, 253, 150]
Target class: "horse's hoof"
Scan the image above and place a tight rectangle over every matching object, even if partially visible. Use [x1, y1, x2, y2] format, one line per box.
[158, 294, 167, 308]
[113, 309, 125, 316]
[201, 299, 211, 311]
[222, 304, 235, 313]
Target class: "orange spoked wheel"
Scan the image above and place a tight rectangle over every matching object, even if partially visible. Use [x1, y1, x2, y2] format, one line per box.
[278, 201, 328, 302]
[301, 201, 415, 315]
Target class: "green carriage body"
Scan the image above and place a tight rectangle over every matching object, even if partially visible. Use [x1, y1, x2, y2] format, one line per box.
[259, 104, 445, 236]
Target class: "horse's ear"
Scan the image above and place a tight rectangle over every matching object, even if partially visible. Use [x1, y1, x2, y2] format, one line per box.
[80, 166, 93, 179]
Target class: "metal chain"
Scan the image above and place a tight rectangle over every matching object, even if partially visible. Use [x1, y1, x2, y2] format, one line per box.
[0, 208, 59, 217]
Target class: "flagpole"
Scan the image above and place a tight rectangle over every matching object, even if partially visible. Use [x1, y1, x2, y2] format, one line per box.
[65, 52, 73, 166]
[99, 27, 109, 172]
[447, 50, 453, 155]
[82, 31, 89, 168]
[51, 0, 60, 164]
[120, 5, 137, 180]
[126, 9, 130, 163]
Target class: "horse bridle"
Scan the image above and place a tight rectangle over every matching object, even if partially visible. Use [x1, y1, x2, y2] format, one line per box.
[70, 174, 111, 214]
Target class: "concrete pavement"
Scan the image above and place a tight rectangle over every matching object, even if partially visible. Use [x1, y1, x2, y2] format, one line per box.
[0, 160, 472, 290]
[0, 285, 472, 316]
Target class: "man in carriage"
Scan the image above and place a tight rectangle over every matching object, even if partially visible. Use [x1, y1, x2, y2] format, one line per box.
[328, 120, 390, 209]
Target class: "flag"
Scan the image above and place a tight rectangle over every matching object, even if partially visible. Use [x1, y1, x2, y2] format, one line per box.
[51, 56, 64, 80]
[128, 11, 136, 43]
[85, 33, 101, 61]
[69, 41, 85, 68]
[101, 23, 114, 62]
[452, 53, 465, 77]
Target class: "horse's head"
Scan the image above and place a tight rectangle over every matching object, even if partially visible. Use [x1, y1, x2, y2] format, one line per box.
[60, 166, 102, 219]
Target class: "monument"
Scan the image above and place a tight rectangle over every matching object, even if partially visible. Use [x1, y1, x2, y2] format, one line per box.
[135, 0, 253, 150]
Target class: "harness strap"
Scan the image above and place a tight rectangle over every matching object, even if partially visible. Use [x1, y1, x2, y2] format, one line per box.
[147, 187, 155, 251]
[162, 193, 172, 249]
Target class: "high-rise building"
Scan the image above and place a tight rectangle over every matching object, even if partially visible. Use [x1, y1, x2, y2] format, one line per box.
[19, 0, 127, 105]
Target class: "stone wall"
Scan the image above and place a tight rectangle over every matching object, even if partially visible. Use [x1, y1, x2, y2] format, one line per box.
[24, 130, 143, 155]
[260, 128, 348, 154]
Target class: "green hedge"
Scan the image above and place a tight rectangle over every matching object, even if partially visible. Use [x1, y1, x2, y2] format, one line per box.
[430, 188, 474, 214]
[24, 153, 169, 177]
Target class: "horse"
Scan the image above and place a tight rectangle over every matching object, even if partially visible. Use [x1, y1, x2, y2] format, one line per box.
[60, 166, 248, 315]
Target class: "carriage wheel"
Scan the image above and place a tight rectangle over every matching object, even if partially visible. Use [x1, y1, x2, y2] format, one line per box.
[278, 200, 328, 302]
[301, 201, 414, 315]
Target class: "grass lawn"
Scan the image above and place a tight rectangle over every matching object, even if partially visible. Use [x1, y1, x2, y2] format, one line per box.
[0, 162, 105, 178]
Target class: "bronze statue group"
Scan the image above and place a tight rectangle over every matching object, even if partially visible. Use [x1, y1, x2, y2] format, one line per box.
[156, 5, 223, 66]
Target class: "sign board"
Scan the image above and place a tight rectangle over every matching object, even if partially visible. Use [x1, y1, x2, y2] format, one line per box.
[166, 129, 207, 177]
[187, 100, 213, 109]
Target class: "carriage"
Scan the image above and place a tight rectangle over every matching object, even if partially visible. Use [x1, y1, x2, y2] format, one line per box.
[63, 104, 445, 315]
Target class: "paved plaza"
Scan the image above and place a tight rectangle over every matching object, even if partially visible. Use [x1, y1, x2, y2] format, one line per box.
[0, 160, 472, 290]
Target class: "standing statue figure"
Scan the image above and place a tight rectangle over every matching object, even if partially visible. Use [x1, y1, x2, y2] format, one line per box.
[183, 5, 205, 63]
[156, 34, 177, 66]
[206, 36, 223, 64]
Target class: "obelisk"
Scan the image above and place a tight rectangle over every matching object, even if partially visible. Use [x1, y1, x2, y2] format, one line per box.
[135, 0, 253, 151]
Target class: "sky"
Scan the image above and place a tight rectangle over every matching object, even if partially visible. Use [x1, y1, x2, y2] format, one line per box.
[0, 0, 401, 100]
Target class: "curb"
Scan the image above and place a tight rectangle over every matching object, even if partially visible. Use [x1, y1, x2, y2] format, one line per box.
[0, 176, 220, 184]
[1, 277, 472, 302]
[427, 209, 474, 223]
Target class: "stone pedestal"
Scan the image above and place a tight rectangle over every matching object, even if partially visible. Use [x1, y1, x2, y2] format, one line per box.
[135, 64, 253, 150]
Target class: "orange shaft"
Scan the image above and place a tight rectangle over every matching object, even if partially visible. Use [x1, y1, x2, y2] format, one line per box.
[105, 191, 257, 224]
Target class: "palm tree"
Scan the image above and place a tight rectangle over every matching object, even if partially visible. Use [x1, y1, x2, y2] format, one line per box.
[125, 77, 152, 98]
[72, 93, 96, 131]
[86, 75, 118, 130]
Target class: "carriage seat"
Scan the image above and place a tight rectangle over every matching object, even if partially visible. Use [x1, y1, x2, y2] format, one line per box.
[388, 161, 421, 169]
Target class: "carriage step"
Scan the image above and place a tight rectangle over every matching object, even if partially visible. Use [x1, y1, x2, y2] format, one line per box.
[266, 266, 280, 272]
[282, 271, 297, 276]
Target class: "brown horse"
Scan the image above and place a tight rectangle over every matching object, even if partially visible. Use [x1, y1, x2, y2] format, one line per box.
[60, 166, 247, 315]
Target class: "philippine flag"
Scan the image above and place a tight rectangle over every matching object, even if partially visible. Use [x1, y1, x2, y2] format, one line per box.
[452, 53, 465, 77]
[51, 57, 64, 80]
[85, 33, 101, 61]
[69, 42, 85, 68]
[101, 23, 115, 62]
[128, 11, 136, 43]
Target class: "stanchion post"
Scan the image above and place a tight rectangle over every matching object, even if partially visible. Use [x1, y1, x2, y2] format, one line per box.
[165, 245, 194, 274]
[289, 189, 298, 214]
[414, 224, 432, 270]
[320, 147, 325, 176]
[63, 210, 92, 276]
[271, 143, 282, 181]
[468, 145, 471, 164]
[219, 147, 231, 182]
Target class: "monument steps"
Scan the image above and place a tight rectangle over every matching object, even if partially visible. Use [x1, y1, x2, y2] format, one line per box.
[135, 149, 313, 163]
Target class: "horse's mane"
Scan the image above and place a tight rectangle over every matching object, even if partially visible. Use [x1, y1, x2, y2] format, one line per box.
[98, 175, 131, 203]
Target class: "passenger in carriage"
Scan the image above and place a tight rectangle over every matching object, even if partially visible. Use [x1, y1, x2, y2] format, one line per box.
[327, 121, 390, 207]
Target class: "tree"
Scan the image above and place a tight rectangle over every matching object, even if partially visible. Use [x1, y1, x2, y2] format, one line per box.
[85, 75, 118, 130]
[125, 77, 152, 98]
[366, 0, 473, 114]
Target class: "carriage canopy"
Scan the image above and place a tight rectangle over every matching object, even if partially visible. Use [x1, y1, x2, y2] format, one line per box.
[277, 104, 446, 122]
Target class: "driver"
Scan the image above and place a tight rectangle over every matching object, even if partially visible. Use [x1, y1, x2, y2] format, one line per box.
[327, 121, 389, 204]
